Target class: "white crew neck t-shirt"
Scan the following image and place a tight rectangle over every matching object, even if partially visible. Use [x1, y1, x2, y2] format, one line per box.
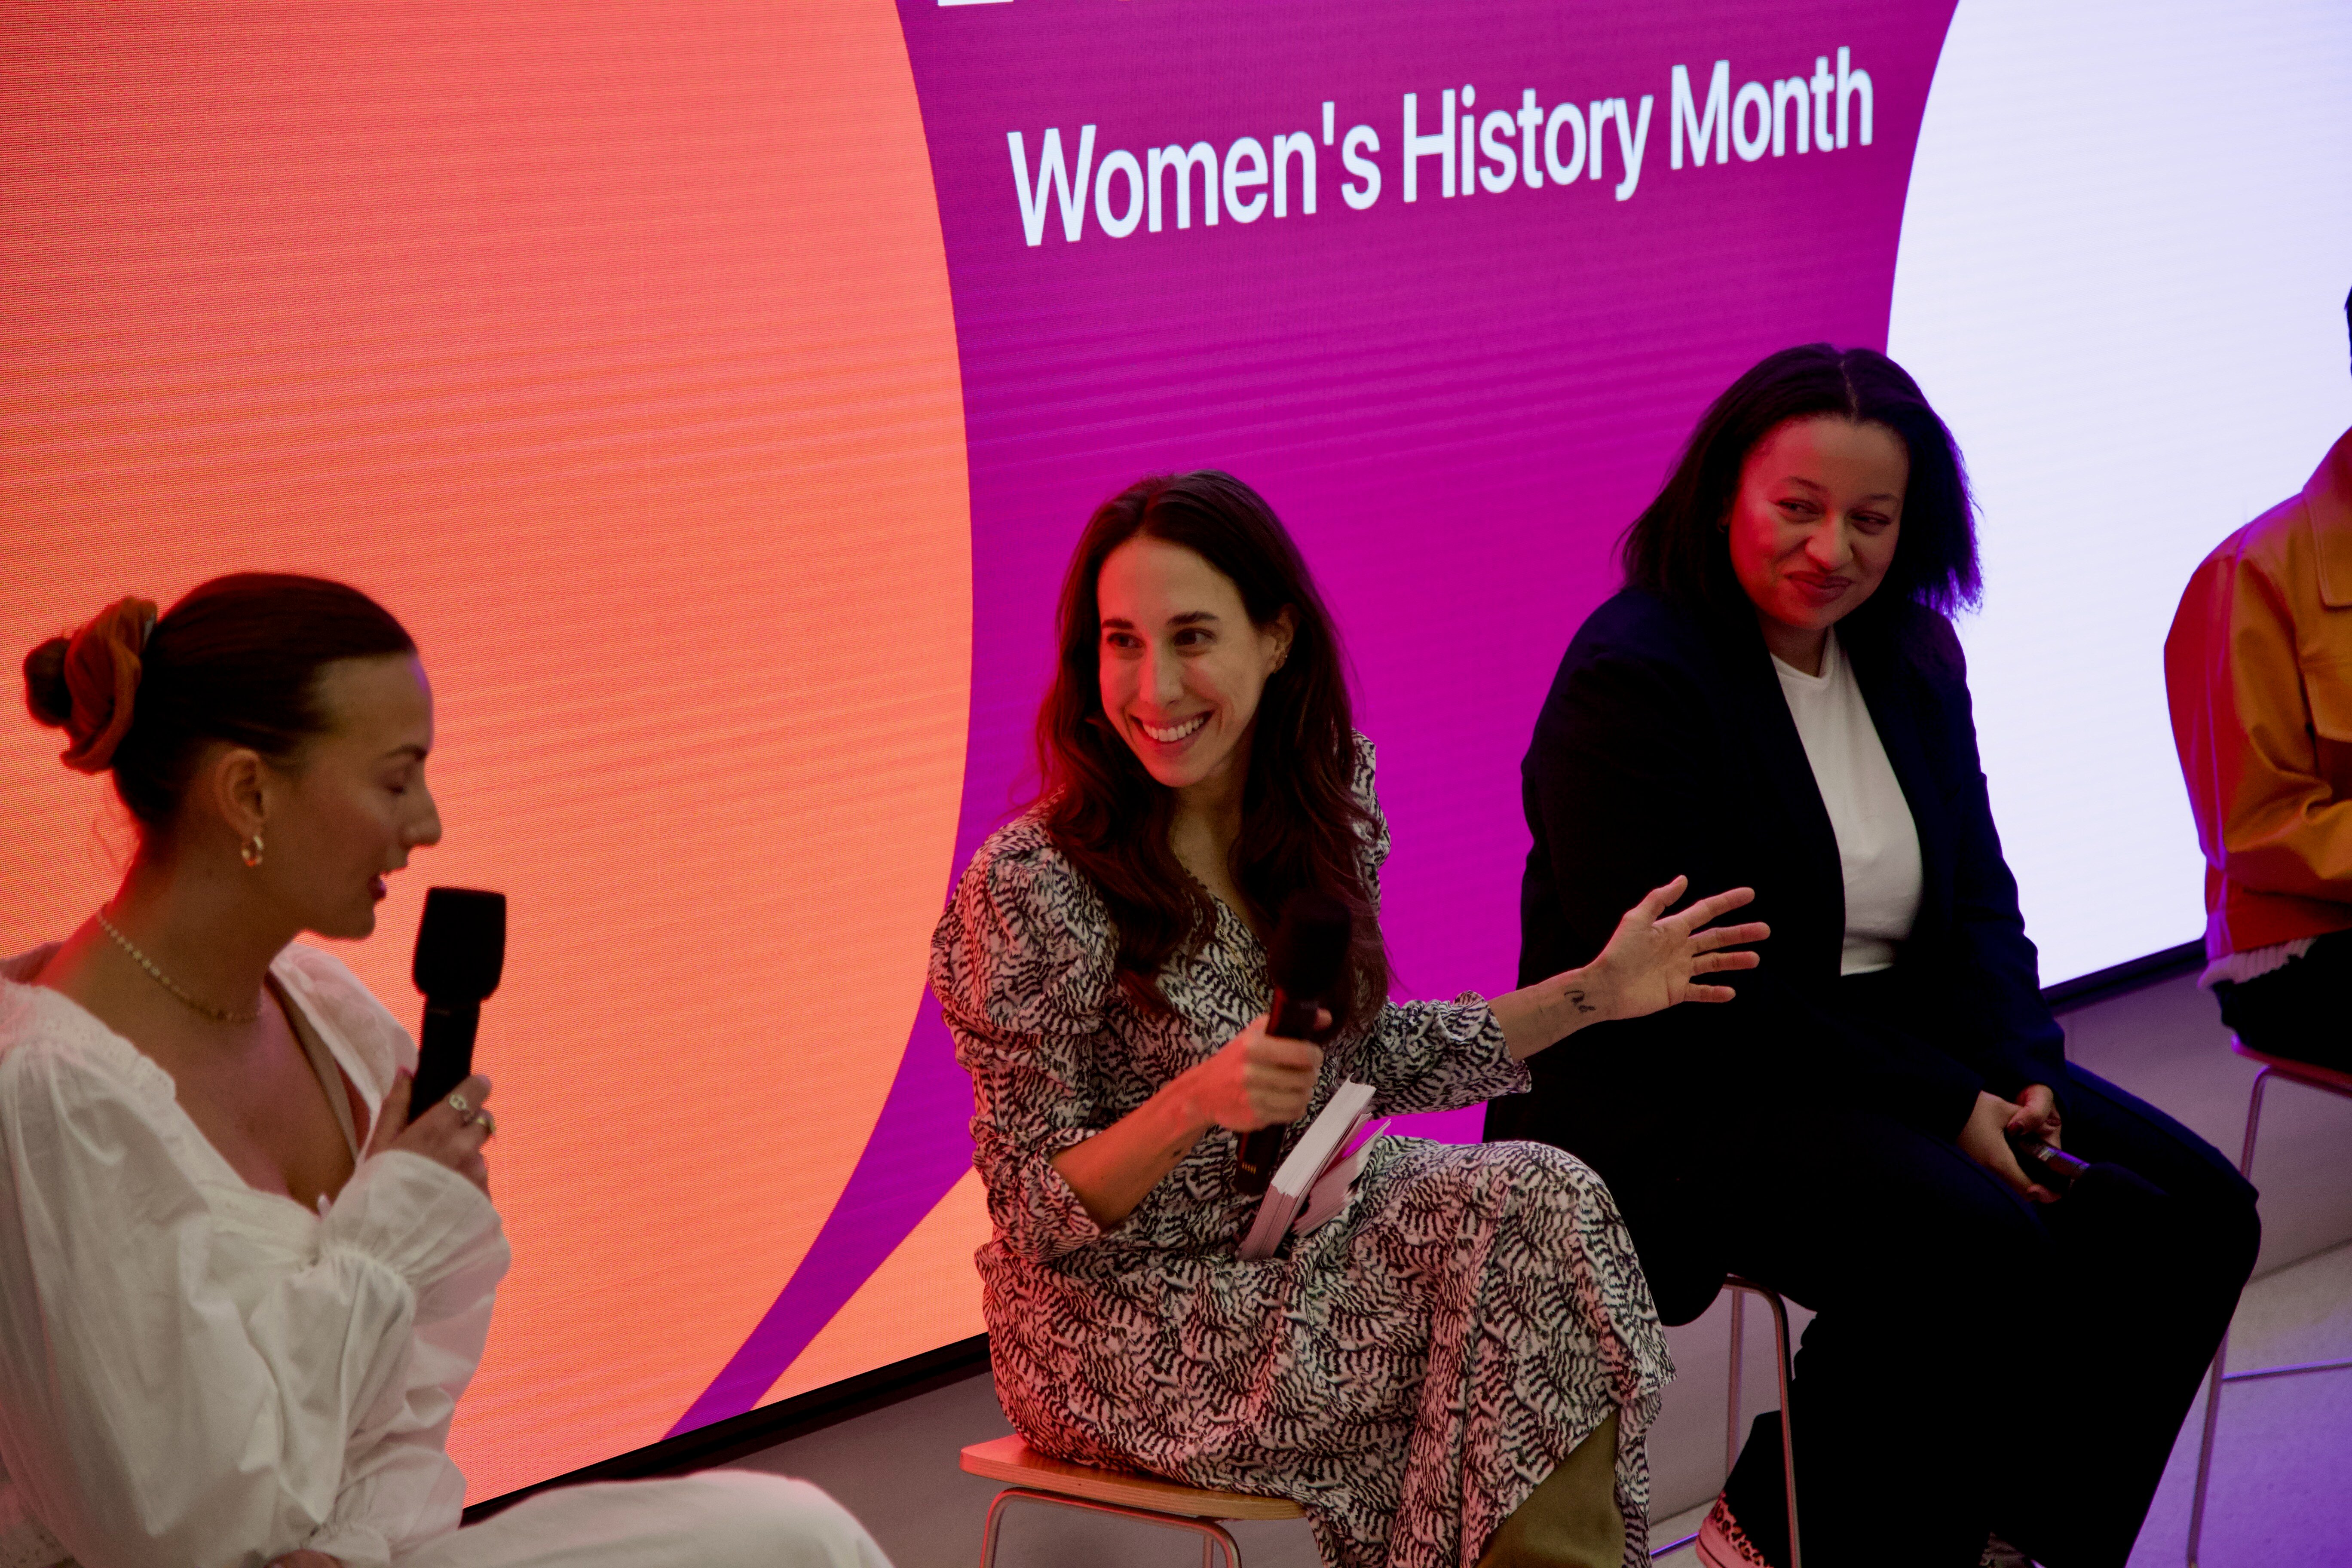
[1772, 629, 1923, 976]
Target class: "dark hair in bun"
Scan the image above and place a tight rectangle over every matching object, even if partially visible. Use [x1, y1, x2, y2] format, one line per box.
[24, 573, 415, 832]
[23, 642, 75, 728]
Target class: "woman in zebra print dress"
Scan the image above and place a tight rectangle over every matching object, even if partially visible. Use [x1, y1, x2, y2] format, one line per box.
[929, 472, 1767, 1568]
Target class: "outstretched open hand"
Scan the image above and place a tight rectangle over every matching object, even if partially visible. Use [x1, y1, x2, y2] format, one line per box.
[1581, 876, 1768, 1022]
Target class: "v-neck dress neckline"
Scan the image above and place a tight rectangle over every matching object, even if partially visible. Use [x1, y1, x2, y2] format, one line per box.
[13, 946, 379, 1218]
[269, 973, 363, 1163]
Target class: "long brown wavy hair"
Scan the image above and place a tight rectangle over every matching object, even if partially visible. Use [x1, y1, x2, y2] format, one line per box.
[1035, 471, 1390, 1026]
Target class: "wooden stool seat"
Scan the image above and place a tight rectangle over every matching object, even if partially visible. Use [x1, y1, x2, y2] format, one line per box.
[961, 1433, 1302, 1565]
[960, 1434, 1304, 1519]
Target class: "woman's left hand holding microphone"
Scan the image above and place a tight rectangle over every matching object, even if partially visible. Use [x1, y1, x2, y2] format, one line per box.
[370, 1069, 497, 1194]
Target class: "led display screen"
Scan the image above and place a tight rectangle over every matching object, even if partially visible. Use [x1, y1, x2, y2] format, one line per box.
[3, 0, 2345, 1502]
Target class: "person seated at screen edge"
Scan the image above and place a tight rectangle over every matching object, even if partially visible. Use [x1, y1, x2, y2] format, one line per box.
[2165, 286, 2352, 1072]
[928, 471, 1770, 1568]
[0, 576, 891, 1568]
[1486, 346, 2261, 1568]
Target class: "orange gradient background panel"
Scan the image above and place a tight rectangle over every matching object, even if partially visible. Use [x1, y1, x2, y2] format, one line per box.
[761, 1172, 992, 1407]
[0, 3, 971, 1499]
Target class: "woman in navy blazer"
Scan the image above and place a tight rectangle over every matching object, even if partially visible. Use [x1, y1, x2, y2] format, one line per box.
[1488, 346, 2259, 1568]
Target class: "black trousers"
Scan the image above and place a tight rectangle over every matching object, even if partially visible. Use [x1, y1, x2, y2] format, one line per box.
[1712, 1061, 2259, 1568]
[2214, 928, 2352, 1072]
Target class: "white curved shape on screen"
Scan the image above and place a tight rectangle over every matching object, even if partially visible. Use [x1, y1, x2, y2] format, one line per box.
[1889, 0, 2352, 984]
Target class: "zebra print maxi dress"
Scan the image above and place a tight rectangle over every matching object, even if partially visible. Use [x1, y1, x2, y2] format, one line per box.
[928, 744, 1672, 1568]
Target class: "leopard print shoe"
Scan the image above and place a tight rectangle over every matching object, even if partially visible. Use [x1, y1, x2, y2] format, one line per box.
[1693, 1492, 1774, 1568]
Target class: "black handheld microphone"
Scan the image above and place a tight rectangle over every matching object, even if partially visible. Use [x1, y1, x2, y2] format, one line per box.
[408, 887, 507, 1124]
[1234, 890, 1352, 1196]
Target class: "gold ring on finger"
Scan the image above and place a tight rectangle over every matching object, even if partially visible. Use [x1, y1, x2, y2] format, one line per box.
[475, 1109, 497, 1139]
[447, 1093, 471, 1118]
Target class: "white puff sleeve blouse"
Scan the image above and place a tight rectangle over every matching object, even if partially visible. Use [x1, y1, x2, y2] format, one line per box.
[0, 943, 510, 1568]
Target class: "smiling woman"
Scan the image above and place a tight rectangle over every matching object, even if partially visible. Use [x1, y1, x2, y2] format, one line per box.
[1494, 344, 2263, 1568]
[929, 471, 1770, 1568]
[1619, 343, 1981, 647]
[1724, 416, 1910, 676]
[1035, 472, 1383, 1026]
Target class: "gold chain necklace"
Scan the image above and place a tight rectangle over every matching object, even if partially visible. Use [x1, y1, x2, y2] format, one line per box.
[94, 911, 263, 1025]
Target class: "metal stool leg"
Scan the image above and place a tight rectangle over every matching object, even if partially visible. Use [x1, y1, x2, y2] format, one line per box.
[2187, 1065, 2270, 1568]
[1760, 1288, 1801, 1568]
[1652, 1278, 1803, 1564]
[1686, 1277, 1799, 1568]
[977, 1486, 1018, 1568]
[1727, 1278, 1802, 1568]
[976, 1486, 1243, 1568]
[2185, 1050, 2352, 1566]
[1726, 1288, 1746, 1477]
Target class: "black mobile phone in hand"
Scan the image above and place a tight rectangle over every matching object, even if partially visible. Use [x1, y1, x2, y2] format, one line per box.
[2006, 1132, 2091, 1193]
[408, 888, 506, 1124]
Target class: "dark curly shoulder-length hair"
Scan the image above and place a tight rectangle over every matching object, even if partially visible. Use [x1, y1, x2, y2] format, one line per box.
[1620, 343, 1981, 623]
[1035, 471, 1390, 1026]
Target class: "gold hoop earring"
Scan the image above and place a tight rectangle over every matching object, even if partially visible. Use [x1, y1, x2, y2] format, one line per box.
[240, 833, 264, 869]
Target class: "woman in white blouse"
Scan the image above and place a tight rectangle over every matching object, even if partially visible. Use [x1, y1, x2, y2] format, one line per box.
[1, 575, 888, 1568]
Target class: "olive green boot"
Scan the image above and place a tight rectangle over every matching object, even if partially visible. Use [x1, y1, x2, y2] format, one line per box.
[1476, 1411, 1624, 1568]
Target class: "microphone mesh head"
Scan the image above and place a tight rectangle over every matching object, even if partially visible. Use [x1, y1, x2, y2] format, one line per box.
[412, 887, 508, 1001]
[1268, 889, 1351, 999]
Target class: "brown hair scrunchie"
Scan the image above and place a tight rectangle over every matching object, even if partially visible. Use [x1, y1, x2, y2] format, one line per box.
[58, 596, 159, 774]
